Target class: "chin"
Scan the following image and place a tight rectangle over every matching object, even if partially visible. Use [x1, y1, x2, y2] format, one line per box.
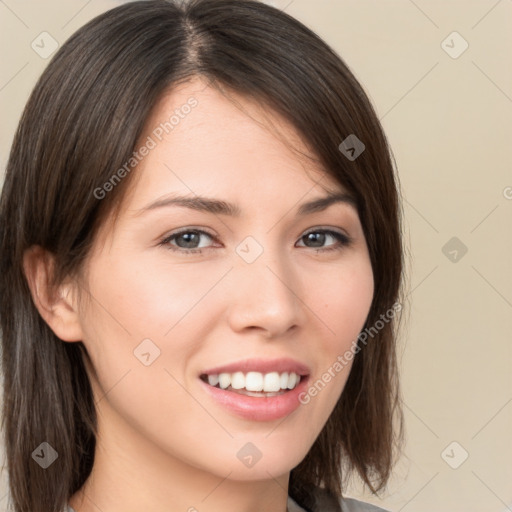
[209, 438, 312, 482]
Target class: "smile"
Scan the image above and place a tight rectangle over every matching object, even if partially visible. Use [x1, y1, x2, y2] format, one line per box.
[200, 371, 302, 397]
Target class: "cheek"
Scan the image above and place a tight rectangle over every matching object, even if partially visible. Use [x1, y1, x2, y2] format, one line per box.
[77, 253, 235, 412]
[76, 257, 220, 447]
[293, 256, 373, 422]
[120, 257, 230, 332]
[313, 256, 374, 353]
[83, 253, 227, 344]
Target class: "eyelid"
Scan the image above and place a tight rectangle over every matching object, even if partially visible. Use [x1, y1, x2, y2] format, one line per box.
[164, 226, 216, 238]
[301, 225, 350, 239]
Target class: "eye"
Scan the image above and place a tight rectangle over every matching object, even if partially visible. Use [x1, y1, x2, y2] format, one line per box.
[158, 227, 352, 255]
[296, 228, 352, 252]
[158, 229, 216, 254]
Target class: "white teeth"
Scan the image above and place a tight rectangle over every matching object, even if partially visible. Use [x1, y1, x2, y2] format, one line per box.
[231, 371, 245, 390]
[207, 374, 219, 387]
[245, 371, 263, 391]
[218, 373, 230, 389]
[204, 371, 302, 392]
[263, 372, 281, 392]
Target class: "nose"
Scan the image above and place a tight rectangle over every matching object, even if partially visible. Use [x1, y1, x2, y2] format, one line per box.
[226, 244, 303, 338]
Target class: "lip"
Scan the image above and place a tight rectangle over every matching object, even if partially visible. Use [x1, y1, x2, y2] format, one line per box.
[200, 357, 311, 377]
[199, 374, 310, 421]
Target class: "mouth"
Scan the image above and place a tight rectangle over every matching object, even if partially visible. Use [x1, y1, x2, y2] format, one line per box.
[199, 371, 304, 397]
[198, 358, 311, 421]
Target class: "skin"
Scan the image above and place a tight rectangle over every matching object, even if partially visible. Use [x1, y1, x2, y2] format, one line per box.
[24, 77, 374, 512]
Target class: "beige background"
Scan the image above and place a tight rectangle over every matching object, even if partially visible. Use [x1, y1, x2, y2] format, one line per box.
[1, 1, 511, 511]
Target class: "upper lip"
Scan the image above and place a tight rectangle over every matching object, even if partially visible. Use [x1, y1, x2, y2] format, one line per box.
[200, 358, 310, 376]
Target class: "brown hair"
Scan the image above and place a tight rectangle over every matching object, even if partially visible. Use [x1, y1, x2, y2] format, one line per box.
[0, 1, 406, 511]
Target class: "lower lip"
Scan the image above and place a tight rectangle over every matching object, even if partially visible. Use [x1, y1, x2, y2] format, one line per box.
[199, 376, 310, 422]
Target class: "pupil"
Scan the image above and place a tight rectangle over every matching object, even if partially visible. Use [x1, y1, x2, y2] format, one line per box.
[306, 232, 325, 247]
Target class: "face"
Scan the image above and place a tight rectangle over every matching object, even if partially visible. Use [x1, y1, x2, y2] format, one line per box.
[74, 77, 374, 482]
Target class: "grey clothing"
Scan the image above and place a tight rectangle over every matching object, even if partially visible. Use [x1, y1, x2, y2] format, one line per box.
[287, 486, 390, 512]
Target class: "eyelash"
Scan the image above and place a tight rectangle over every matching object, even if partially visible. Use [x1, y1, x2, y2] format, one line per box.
[158, 228, 353, 255]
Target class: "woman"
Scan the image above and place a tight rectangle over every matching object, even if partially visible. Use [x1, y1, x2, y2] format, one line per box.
[0, 1, 406, 511]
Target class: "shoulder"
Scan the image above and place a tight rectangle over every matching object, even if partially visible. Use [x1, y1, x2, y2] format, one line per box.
[306, 485, 392, 512]
[341, 496, 391, 512]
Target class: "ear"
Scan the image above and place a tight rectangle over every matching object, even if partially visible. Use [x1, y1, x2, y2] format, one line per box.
[23, 245, 84, 342]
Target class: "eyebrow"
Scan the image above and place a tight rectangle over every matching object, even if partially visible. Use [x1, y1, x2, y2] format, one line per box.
[134, 191, 357, 217]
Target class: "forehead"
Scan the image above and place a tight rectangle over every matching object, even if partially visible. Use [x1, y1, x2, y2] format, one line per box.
[97, 77, 353, 248]
[128, 78, 345, 202]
